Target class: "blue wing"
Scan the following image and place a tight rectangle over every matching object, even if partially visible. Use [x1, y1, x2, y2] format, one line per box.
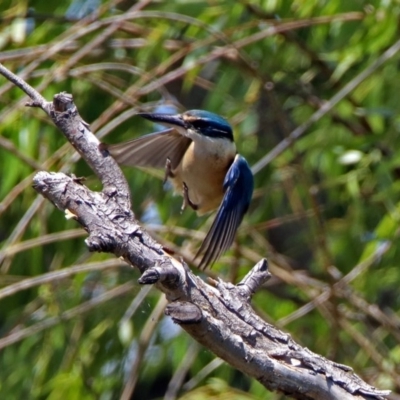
[106, 128, 191, 170]
[196, 154, 253, 269]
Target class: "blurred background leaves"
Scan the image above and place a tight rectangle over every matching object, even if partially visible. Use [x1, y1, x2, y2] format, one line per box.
[1, 0, 400, 398]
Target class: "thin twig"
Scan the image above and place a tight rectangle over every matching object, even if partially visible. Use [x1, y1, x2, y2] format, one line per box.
[121, 295, 168, 400]
[0, 63, 47, 108]
[0, 259, 124, 300]
[251, 37, 400, 174]
[0, 281, 135, 350]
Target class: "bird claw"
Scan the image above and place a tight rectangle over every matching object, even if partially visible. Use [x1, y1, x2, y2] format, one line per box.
[181, 182, 198, 213]
[163, 157, 173, 184]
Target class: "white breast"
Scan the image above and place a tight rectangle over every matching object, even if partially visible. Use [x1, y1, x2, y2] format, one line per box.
[171, 131, 236, 215]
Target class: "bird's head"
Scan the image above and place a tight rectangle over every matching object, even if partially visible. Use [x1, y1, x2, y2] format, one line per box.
[138, 109, 234, 141]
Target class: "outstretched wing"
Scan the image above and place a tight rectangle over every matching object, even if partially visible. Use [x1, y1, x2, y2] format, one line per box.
[195, 154, 253, 269]
[105, 128, 191, 170]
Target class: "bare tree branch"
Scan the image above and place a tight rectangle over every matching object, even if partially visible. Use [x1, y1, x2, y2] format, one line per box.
[0, 63, 390, 400]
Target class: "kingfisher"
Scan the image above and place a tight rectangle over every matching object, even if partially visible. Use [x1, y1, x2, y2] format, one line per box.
[106, 109, 253, 269]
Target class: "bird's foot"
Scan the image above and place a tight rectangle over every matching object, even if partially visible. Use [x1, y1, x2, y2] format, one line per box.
[181, 182, 198, 213]
[163, 157, 174, 184]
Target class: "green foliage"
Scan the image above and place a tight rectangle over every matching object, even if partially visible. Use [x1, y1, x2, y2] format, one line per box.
[1, 0, 400, 398]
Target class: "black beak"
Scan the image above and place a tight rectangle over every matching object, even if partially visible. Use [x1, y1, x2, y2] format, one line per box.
[138, 113, 186, 128]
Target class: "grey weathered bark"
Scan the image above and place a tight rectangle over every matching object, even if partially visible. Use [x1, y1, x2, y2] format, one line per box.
[0, 63, 391, 400]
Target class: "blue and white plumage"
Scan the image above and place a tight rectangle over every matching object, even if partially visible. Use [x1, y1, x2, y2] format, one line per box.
[106, 109, 253, 269]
